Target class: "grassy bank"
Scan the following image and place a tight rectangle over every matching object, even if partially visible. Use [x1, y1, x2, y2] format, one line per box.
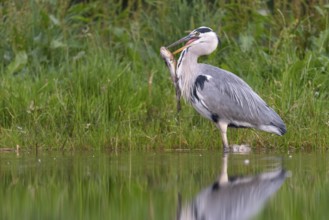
[0, 0, 328, 150]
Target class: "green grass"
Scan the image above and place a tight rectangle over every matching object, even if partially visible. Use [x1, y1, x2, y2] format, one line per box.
[0, 0, 328, 150]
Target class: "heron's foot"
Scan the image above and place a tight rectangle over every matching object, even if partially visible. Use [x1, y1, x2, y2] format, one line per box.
[222, 143, 251, 153]
[223, 146, 230, 154]
[231, 144, 251, 153]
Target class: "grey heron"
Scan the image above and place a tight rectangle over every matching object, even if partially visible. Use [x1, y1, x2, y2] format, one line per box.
[167, 26, 286, 151]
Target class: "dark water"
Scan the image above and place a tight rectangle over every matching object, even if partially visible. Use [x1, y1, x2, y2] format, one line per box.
[0, 150, 328, 220]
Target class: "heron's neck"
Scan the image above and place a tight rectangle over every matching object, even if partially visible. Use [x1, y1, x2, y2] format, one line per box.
[177, 49, 199, 101]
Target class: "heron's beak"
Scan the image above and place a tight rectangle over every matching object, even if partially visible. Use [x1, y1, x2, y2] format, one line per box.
[166, 34, 199, 55]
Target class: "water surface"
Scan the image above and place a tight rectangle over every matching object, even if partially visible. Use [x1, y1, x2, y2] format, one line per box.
[1, 150, 328, 219]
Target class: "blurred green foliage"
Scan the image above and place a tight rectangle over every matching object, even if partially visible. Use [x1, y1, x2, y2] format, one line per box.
[0, 0, 328, 150]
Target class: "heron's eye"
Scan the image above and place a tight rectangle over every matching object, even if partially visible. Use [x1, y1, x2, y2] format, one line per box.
[195, 31, 200, 36]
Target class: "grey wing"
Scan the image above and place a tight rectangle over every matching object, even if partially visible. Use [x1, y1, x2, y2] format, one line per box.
[195, 64, 286, 135]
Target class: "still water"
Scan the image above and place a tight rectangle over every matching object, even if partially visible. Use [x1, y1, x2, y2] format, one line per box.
[0, 150, 329, 220]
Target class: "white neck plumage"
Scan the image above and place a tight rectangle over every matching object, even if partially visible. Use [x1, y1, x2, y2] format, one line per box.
[176, 48, 199, 101]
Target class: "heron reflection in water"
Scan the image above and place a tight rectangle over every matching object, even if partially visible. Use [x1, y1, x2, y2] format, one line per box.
[177, 154, 289, 220]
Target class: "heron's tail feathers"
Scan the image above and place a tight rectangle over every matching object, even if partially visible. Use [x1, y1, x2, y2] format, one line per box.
[258, 109, 286, 136]
[258, 121, 286, 136]
[271, 121, 286, 136]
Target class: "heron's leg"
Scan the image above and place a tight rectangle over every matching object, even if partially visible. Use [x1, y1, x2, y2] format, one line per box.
[217, 121, 229, 151]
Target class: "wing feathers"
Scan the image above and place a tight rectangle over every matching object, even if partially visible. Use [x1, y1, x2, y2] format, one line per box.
[195, 64, 286, 134]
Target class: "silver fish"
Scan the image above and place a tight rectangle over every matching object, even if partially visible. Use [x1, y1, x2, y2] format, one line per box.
[160, 46, 181, 112]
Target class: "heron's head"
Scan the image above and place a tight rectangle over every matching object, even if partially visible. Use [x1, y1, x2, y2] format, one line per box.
[167, 26, 220, 57]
